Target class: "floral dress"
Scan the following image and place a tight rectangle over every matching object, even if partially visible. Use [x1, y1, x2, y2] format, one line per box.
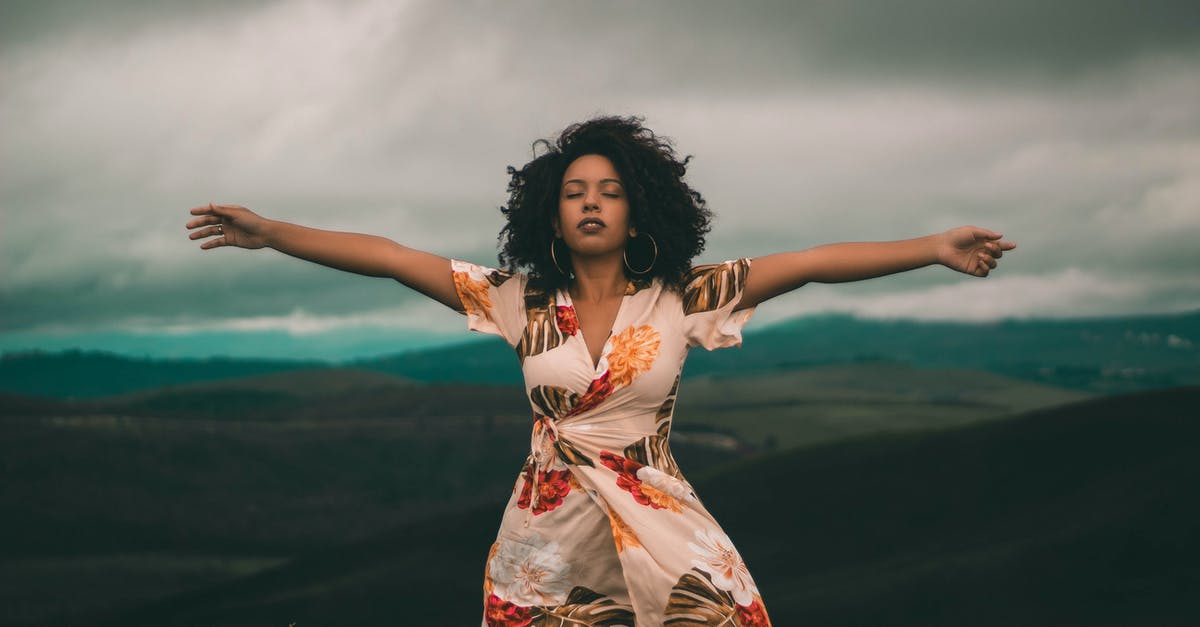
[451, 257, 773, 627]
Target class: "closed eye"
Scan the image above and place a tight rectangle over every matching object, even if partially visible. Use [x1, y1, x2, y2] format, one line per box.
[564, 192, 622, 199]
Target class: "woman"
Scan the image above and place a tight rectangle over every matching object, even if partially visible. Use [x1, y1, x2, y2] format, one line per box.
[185, 115, 1015, 625]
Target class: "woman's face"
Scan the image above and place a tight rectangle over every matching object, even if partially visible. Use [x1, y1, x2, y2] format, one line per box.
[553, 153, 634, 259]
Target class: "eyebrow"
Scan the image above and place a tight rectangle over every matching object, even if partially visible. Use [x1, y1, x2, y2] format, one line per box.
[562, 178, 624, 188]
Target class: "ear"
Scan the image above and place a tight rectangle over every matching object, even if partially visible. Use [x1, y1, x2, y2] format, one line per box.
[629, 225, 638, 238]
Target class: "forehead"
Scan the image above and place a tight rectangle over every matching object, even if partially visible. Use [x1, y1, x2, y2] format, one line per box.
[562, 154, 622, 184]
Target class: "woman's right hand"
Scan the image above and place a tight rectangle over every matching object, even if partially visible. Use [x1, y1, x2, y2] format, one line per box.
[186, 203, 272, 250]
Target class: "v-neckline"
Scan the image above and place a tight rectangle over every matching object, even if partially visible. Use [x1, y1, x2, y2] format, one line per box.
[559, 282, 631, 374]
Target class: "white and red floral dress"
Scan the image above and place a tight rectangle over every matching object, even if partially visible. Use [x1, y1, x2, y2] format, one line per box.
[450, 257, 773, 627]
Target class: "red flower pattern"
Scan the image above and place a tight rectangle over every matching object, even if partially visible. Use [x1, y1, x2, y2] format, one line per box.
[598, 450, 681, 510]
[565, 371, 613, 418]
[485, 592, 536, 626]
[555, 305, 579, 336]
[516, 465, 573, 515]
[736, 598, 772, 627]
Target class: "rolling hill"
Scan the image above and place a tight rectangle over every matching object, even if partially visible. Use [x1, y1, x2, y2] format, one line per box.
[63, 385, 1200, 627]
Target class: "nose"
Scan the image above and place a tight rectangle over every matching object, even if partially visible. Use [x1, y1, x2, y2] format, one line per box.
[583, 188, 600, 211]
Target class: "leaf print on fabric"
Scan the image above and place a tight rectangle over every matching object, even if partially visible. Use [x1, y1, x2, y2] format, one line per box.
[516, 290, 567, 364]
[554, 438, 595, 468]
[488, 532, 573, 607]
[624, 276, 652, 295]
[624, 435, 682, 480]
[687, 527, 760, 606]
[663, 567, 773, 626]
[606, 507, 641, 553]
[532, 585, 636, 626]
[655, 374, 680, 427]
[606, 324, 661, 388]
[681, 258, 750, 314]
[529, 386, 579, 420]
[599, 450, 688, 512]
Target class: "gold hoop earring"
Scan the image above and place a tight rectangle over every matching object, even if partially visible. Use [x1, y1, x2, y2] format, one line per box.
[623, 232, 657, 275]
[550, 237, 570, 276]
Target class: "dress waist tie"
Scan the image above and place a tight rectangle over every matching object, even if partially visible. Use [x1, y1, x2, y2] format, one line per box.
[528, 414, 562, 513]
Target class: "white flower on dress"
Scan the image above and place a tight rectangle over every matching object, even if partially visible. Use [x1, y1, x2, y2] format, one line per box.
[636, 465, 695, 502]
[687, 527, 759, 606]
[488, 532, 573, 607]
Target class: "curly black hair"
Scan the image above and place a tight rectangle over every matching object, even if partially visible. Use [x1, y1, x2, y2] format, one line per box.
[497, 115, 713, 294]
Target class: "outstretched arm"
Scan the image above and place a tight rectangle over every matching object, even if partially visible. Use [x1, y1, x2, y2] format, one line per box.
[738, 226, 1017, 310]
[186, 203, 465, 311]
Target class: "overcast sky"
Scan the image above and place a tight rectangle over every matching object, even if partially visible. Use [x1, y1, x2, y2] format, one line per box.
[2, 0, 1199, 361]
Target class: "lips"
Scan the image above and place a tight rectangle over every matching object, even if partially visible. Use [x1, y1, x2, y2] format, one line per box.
[577, 218, 606, 229]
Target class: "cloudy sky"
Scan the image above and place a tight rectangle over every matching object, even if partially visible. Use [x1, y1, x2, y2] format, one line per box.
[2, 0, 1198, 362]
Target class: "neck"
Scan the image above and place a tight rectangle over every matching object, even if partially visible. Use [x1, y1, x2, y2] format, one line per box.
[568, 250, 627, 302]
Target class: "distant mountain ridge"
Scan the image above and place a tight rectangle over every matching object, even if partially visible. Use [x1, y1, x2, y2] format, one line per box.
[3, 309, 1197, 400]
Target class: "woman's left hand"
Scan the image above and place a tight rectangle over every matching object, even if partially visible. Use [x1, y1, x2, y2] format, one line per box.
[935, 226, 1017, 277]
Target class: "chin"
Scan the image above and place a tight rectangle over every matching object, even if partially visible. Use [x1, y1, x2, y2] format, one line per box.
[566, 238, 624, 257]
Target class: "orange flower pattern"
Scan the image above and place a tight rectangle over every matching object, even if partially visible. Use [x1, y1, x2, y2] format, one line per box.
[606, 324, 661, 388]
[607, 508, 641, 553]
[449, 258, 769, 626]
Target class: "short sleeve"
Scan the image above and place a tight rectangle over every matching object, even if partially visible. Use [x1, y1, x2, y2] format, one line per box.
[450, 259, 527, 348]
[681, 258, 756, 351]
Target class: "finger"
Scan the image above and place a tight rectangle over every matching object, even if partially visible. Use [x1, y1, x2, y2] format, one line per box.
[189, 202, 224, 215]
[200, 234, 225, 250]
[186, 215, 221, 231]
[979, 252, 997, 268]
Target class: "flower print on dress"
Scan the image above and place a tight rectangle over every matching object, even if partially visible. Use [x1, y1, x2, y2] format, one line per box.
[736, 598, 773, 627]
[566, 371, 615, 417]
[484, 593, 537, 627]
[606, 324, 661, 388]
[636, 465, 695, 504]
[664, 567, 773, 626]
[452, 263, 513, 324]
[687, 527, 760, 607]
[599, 450, 690, 512]
[607, 507, 641, 553]
[517, 464, 573, 515]
[555, 305, 579, 336]
[485, 585, 634, 627]
[488, 532, 573, 607]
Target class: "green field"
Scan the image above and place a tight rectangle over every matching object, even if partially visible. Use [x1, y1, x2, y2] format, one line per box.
[1, 366, 1195, 625]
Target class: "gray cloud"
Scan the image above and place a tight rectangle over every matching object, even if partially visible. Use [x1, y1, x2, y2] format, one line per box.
[2, 0, 1198, 352]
